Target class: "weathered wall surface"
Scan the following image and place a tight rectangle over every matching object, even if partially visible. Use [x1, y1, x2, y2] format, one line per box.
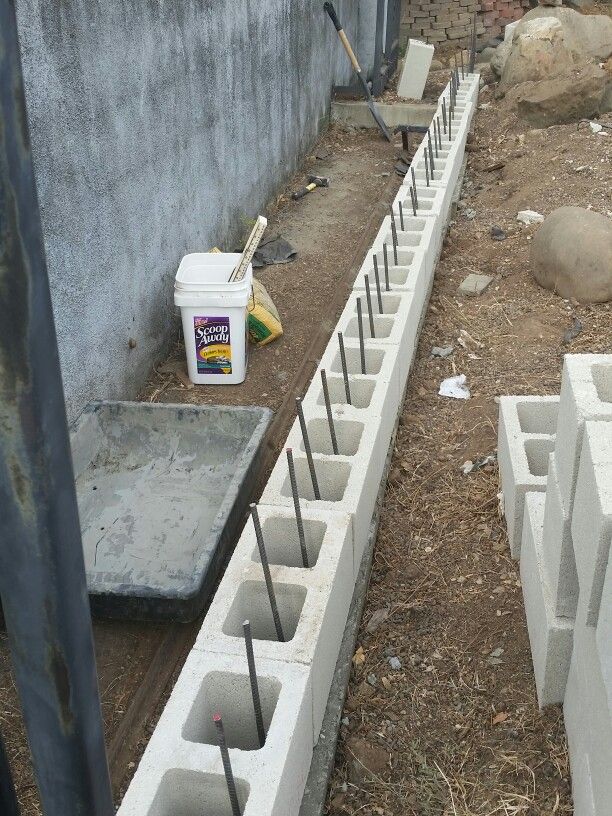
[15, 0, 361, 422]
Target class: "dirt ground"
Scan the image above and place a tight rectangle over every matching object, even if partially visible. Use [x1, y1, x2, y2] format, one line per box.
[325, 95, 611, 814]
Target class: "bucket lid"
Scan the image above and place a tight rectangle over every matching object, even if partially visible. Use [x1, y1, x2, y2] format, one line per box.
[175, 252, 250, 291]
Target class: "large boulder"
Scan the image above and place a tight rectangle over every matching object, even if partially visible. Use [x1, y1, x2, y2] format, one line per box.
[516, 7, 612, 61]
[530, 207, 612, 303]
[508, 63, 607, 126]
[493, 7, 612, 80]
[500, 19, 575, 89]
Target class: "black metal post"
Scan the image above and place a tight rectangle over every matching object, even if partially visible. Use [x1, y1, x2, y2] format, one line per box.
[0, 5, 114, 816]
[0, 732, 19, 816]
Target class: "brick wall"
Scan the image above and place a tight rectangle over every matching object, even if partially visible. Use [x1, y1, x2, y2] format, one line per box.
[403, 0, 531, 45]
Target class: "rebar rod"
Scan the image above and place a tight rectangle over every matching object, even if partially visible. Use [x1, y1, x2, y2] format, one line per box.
[243, 621, 266, 748]
[214, 714, 241, 816]
[250, 504, 285, 642]
[286, 448, 309, 567]
[320, 370, 339, 456]
[296, 397, 320, 500]
[337, 332, 352, 404]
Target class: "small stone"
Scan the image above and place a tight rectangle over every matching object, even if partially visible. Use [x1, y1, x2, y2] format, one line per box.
[388, 656, 402, 670]
[431, 345, 454, 358]
[367, 673, 377, 686]
[517, 210, 544, 225]
[491, 225, 507, 241]
[464, 208, 477, 220]
[458, 274, 494, 297]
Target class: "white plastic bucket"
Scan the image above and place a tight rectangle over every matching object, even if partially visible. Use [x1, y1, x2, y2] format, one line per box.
[174, 253, 252, 385]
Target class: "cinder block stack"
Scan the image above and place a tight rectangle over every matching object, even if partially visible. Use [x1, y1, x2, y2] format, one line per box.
[117, 71, 481, 816]
[498, 355, 612, 816]
[403, 1, 529, 44]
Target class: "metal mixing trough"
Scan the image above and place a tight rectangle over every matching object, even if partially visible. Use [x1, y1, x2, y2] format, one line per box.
[71, 401, 271, 621]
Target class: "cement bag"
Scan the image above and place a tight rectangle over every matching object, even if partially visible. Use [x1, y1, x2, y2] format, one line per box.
[248, 278, 283, 346]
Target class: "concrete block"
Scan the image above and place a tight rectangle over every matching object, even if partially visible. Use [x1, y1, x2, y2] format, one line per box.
[117, 649, 313, 816]
[497, 395, 558, 558]
[398, 39, 435, 100]
[260, 388, 391, 570]
[330, 100, 436, 130]
[195, 504, 354, 741]
[300, 332, 401, 454]
[554, 354, 612, 513]
[520, 492, 574, 707]
[542, 455, 578, 618]
[334, 289, 421, 384]
[564, 624, 612, 815]
[571, 420, 612, 627]
[458, 273, 493, 296]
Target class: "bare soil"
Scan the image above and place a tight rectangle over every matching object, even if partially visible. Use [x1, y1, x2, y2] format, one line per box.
[325, 95, 611, 814]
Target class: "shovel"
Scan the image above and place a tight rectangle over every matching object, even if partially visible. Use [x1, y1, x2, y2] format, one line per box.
[323, 2, 391, 142]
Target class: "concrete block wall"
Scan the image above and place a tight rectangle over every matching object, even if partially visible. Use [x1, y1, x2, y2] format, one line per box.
[117, 71, 480, 816]
[498, 356, 612, 816]
[403, 0, 530, 45]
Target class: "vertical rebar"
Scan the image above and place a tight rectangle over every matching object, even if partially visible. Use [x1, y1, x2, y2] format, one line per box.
[437, 117, 443, 152]
[214, 714, 242, 816]
[424, 150, 430, 187]
[449, 108, 452, 141]
[470, 12, 477, 73]
[398, 201, 405, 231]
[250, 504, 285, 642]
[409, 185, 417, 217]
[429, 129, 436, 165]
[460, 47, 465, 79]
[390, 220, 399, 266]
[382, 244, 390, 291]
[337, 332, 352, 404]
[286, 448, 309, 568]
[243, 621, 266, 749]
[373, 257, 383, 313]
[442, 97, 447, 133]
[364, 275, 376, 339]
[295, 397, 320, 500]
[320, 370, 339, 456]
[356, 298, 366, 374]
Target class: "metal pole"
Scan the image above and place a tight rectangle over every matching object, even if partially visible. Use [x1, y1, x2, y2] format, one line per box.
[398, 201, 405, 232]
[364, 275, 376, 339]
[295, 397, 320, 500]
[0, 6, 113, 816]
[372, 256, 383, 313]
[0, 732, 19, 816]
[409, 185, 417, 217]
[242, 621, 266, 749]
[214, 715, 241, 816]
[337, 332, 352, 404]
[383, 244, 390, 290]
[320, 371, 339, 456]
[286, 448, 309, 568]
[356, 298, 367, 375]
[250, 504, 285, 642]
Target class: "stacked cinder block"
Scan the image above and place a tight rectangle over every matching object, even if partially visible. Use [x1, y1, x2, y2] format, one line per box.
[118, 71, 480, 816]
[402, 2, 528, 45]
[499, 355, 612, 816]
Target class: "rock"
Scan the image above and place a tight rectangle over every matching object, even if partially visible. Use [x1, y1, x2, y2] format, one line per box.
[477, 47, 498, 64]
[516, 7, 612, 61]
[346, 737, 390, 783]
[430, 59, 445, 71]
[491, 225, 507, 240]
[530, 207, 612, 303]
[491, 39, 512, 77]
[539, 0, 562, 5]
[517, 210, 544, 224]
[602, 79, 612, 114]
[500, 19, 575, 89]
[459, 274, 494, 296]
[564, 0, 595, 9]
[510, 63, 607, 127]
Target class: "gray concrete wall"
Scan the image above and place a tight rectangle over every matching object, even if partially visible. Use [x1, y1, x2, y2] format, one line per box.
[15, 0, 364, 422]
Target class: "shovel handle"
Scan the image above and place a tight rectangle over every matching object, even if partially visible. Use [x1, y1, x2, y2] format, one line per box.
[324, 2, 361, 73]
